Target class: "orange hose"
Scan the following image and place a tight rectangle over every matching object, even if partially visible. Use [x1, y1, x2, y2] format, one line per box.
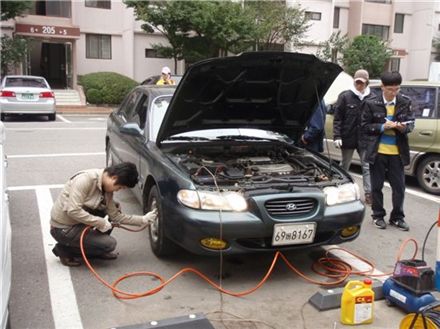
[80, 226, 419, 300]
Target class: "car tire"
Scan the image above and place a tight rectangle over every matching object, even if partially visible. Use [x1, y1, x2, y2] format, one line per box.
[0, 113, 5, 121]
[48, 113, 56, 121]
[145, 185, 176, 257]
[416, 155, 440, 195]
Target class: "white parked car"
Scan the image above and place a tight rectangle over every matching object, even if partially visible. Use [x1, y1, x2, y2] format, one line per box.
[0, 75, 56, 121]
[0, 122, 11, 329]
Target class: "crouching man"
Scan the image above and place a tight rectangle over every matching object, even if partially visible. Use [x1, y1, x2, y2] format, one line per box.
[50, 162, 156, 267]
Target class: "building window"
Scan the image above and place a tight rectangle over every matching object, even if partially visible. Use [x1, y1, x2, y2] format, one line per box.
[394, 13, 404, 33]
[362, 24, 389, 40]
[305, 11, 322, 21]
[145, 49, 166, 58]
[85, 0, 111, 9]
[333, 7, 340, 28]
[86, 34, 111, 59]
[29, 0, 71, 17]
[390, 58, 400, 72]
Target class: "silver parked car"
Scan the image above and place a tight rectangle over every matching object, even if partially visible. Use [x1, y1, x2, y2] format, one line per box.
[0, 75, 56, 121]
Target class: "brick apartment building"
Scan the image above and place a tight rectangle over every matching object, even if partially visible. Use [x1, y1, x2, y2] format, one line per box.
[1, 0, 440, 91]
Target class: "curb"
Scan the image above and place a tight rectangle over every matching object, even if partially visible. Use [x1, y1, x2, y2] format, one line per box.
[56, 105, 114, 114]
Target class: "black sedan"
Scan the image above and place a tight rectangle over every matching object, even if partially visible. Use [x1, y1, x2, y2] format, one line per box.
[106, 52, 365, 257]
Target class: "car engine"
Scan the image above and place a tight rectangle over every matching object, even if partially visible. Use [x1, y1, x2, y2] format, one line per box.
[167, 143, 342, 190]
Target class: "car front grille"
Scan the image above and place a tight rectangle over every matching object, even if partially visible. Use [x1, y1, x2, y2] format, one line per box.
[265, 197, 317, 217]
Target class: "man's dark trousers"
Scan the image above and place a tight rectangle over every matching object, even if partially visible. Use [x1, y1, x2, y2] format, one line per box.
[370, 153, 405, 221]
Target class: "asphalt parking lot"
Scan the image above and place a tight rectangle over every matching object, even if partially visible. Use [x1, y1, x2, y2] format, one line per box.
[5, 114, 440, 329]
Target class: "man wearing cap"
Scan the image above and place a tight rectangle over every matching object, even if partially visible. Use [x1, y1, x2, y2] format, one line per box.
[333, 69, 375, 205]
[361, 71, 415, 231]
[156, 66, 175, 85]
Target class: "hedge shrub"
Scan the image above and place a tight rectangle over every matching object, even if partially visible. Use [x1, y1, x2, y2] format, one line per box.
[79, 72, 138, 105]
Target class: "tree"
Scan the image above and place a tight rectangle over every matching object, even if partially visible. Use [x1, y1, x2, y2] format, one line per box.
[316, 31, 348, 65]
[1, 36, 28, 75]
[1, 1, 32, 75]
[125, 0, 256, 70]
[245, 1, 310, 51]
[1, 1, 32, 21]
[342, 35, 392, 78]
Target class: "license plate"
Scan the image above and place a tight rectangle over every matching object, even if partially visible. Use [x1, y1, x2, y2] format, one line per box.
[272, 223, 316, 246]
[21, 93, 34, 100]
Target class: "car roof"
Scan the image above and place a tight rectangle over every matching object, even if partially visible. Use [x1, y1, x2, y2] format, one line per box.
[3, 75, 47, 79]
[136, 84, 176, 97]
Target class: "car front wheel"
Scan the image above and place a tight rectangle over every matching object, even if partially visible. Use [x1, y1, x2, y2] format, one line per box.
[145, 186, 176, 257]
[48, 113, 56, 121]
[416, 155, 440, 195]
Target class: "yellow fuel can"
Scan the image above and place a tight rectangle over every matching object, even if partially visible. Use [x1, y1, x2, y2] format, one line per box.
[341, 279, 375, 325]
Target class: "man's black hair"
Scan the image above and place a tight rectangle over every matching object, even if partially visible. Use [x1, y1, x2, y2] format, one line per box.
[380, 71, 402, 86]
[104, 162, 139, 188]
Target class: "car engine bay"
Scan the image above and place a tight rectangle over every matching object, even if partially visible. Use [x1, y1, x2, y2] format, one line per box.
[167, 142, 348, 191]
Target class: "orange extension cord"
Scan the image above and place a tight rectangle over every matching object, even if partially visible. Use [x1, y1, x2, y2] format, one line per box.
[80, 225, 419, 300]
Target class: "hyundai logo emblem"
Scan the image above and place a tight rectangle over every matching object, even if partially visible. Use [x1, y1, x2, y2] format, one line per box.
[285, 203, 297, 211]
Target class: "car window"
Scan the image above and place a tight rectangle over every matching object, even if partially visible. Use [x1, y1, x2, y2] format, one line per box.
[400, 86, 436, 119]
[5, 77, 47, 88]
[134, 94, 149, 129]
[370, 86, 437, 119]
[150, 96, 172, 141]
[117, 90, 141, 121]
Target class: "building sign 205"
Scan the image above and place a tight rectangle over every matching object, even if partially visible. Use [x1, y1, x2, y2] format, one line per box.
[15, 23, 80, 39]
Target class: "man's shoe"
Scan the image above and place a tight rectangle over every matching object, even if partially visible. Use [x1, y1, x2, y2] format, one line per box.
[52, 245, 81, 267]
[373, 218, 387, 229]
[364, 193, 372, 206]
[59, 256, 81, 267]
[389, 219, 409, 231]
[98, 252, 118, 260]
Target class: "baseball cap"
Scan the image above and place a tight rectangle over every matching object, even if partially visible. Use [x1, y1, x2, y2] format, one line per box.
[354, 69, 369, 83]
[161, 66, 171, 75]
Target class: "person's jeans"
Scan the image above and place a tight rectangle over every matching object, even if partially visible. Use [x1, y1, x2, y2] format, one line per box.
[50, 224, 116, 258]
[370, 154, 405, 221]
[340, 148, 371, 194]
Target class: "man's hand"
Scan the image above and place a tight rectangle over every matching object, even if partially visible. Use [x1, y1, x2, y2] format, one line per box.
[395, 122, 407, 133]
[384, 118, 397, 130]
[97, 215, 112, 233]
[142, 209, 158, 225]
[334, 139, 342, 148]
[300, 135, 308, 145]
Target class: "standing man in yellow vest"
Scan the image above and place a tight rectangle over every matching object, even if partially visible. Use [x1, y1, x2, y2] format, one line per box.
[361, 71, 415, 231]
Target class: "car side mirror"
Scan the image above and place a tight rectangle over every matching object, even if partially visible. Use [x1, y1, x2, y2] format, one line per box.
[119, 123, 143, 137]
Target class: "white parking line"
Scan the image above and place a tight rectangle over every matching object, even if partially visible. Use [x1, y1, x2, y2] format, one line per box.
[56, 114, 71, 123]
[8, 184, 64, 191]
[36, 187, 83, 329]
[350, 172, 440, 203]
[5, 127, 105, 130]
[8, 152, 105, 159]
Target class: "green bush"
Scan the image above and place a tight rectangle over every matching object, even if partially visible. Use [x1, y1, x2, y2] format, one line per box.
[86, 88, 102, 104]
[79, 72, 138, 105]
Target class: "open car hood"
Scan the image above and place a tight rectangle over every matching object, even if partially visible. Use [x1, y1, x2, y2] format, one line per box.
[157, 52, 342, 143]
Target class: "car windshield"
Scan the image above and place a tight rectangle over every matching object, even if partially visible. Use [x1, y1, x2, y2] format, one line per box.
[5, 77, 48, 88]
[150, 95, 290, 143]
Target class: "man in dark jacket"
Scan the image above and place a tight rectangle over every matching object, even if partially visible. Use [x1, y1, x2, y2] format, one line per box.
[361, 71, 415, 231]
[300, 100, 327, 153]
[333, 69, 376, 205]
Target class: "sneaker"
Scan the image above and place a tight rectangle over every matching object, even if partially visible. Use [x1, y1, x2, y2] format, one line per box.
[364, 193, 372, 206]
[97, 252, 118, 260]
[373, 218, 387, 229]
[389, 219, 409, 231]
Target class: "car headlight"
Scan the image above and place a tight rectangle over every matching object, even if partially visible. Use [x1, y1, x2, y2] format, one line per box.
[323, 183, 360, 206]
[177, 189, 248, 211]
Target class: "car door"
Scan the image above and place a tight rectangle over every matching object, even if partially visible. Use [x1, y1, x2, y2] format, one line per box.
[109, 89, 142, 166]
[399, 85, 438, 172]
